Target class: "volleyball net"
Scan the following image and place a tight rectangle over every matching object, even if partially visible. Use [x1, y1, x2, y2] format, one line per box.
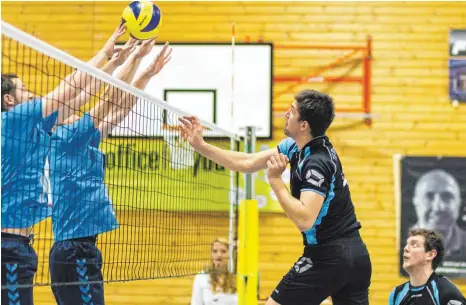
[1, 21, 241, 287]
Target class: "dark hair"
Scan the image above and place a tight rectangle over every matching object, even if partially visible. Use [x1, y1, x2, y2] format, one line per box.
[294, 89, 335, 137]
[1, 73, 18, 112]
[409, 228, 445, 270]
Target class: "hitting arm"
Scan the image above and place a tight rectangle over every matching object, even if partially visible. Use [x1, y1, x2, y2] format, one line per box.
[268, 176, 324, 231]
[195, 141, 278, 173]
[179, 116, 278, 173]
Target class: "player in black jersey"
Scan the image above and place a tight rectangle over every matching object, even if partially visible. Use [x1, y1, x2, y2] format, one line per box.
[390, 228, 465, 305]
[179, 89, 371, 305]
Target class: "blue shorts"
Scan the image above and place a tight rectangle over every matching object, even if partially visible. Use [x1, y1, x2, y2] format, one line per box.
[1, 232, 37, 305]
[49, 236, 104, 305]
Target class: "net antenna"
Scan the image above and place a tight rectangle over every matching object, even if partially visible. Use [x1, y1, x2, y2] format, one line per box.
[228, 22, 236, 273]
[274, 36, 373, 125]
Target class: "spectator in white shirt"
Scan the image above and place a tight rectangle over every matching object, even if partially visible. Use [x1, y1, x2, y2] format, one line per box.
[191, 237, 237, 305]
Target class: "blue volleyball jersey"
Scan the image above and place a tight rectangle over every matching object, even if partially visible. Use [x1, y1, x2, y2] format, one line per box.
[389, 273, 465, 305]
[277, 136, 361, 245]
[1, 99, 57, 228]
[50, 113, 118, 241]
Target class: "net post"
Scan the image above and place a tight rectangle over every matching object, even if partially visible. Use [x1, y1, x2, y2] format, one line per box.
[237, 127, 259, 305]
[228, 137, 237, 274]
[245, 127, 256, 199]
[228, 21, 237, 274]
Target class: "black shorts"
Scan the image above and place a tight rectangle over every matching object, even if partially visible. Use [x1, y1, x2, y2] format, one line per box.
[49, 236, 104, 305]
[1, 232, 38, 305]
[271, 233, 372, 305]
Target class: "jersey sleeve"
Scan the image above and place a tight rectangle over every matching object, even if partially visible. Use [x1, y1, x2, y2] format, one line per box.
[60, 113, 97, 148]
[277, 137, 297, 160]
[438, 277, 466, 305]
[2, 98, 44, 135]
[41, 110, 59, 133]
[89, 128, 102, 149]
[299, 158, 333, 199]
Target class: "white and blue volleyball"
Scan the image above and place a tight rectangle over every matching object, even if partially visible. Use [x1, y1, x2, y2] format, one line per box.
[122, 1, 162, 40]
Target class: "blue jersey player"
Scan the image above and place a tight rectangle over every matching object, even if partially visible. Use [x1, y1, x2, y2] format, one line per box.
[0, 24, 127, 305]
[180, 89, 372, 305]
[390, 228, 465, 305]
[48, 40, 172, 305]
[1, 74, 57, 305]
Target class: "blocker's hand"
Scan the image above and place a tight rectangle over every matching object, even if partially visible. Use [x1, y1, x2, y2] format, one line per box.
[101, 24, 127, 58]
[143, 42, 172, 77]
[267, 154, 289, 180]
[109, 38, 138, 66]
[135, 37, 156, 58]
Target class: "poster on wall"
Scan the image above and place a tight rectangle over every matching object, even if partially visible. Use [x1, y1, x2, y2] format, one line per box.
[449, 29, 466, 103]
[395, 156, 466, 278]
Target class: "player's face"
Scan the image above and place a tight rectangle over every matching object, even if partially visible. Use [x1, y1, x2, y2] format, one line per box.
[211, 241, 229, 269]
[402, 235, 433, 271]
[10, 78, 34, 105]
[413, 173, 461, 234]
[284, 101, 300, 138]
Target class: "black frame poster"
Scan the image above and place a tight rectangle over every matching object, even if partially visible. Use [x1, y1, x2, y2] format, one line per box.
[397, 156, 466, 278]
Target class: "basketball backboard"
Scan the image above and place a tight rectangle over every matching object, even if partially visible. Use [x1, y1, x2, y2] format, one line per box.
[111, 43, 273, 138]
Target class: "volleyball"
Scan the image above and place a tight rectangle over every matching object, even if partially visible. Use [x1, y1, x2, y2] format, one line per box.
[121, 1, 162, 40]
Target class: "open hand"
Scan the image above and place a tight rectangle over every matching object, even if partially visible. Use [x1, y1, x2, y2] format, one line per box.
[110, 38, 138, 66]
[101, 24, 127, 58]
[135, 37, 156, 57]
[143, 42, 172, 77]
[178, 116, 205, 149]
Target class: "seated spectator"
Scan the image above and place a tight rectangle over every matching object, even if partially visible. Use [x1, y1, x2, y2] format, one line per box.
[191, 237, 237, 305]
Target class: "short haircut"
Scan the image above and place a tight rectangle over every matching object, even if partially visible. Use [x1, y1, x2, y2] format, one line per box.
[294, 89, 335, 137]
[409, 228, 445, 270]
[1, 73, 18, 112]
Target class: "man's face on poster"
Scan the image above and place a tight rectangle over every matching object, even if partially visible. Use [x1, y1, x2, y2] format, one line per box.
[413, 170, 461, 234]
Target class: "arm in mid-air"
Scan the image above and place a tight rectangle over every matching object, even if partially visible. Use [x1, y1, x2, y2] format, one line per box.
[266, 154, 325, 231]
[41, 25, 126, 118]
[98, 42, 172, 139]
[56, 37, 138, 125]
[179, 116, 279, 173]
[87, 37, 153, 127]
